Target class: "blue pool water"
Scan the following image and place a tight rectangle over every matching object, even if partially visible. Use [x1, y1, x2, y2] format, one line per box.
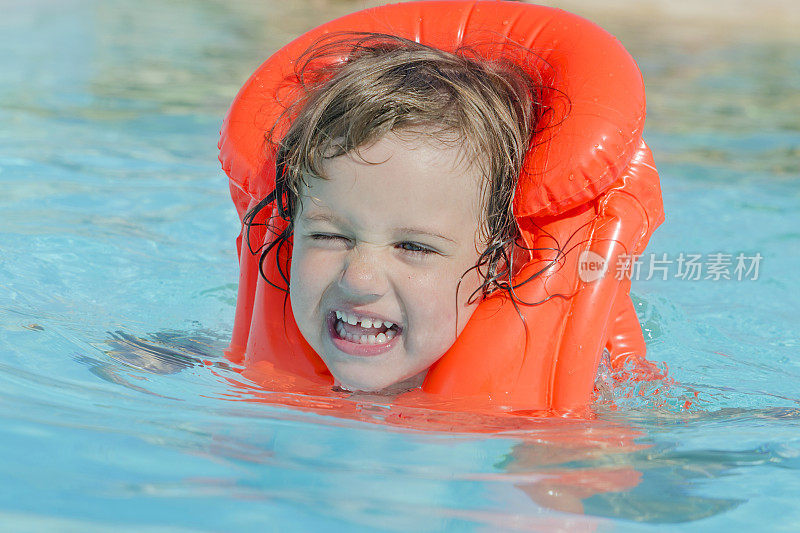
[1, 1, 799, 531]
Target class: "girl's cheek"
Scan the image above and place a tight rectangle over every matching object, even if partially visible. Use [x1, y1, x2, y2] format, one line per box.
[290, 247, 323, 300]
[407, 268, 460, 320]
[292, 248, 342, 292]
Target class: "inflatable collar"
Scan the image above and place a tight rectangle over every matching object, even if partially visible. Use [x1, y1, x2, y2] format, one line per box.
[219, 1, 665, 414]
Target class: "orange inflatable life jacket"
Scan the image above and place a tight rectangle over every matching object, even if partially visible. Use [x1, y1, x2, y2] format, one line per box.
[219, 1, 665, 415]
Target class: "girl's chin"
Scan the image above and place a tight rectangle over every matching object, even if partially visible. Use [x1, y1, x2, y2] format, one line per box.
[331, 368, 427, 395]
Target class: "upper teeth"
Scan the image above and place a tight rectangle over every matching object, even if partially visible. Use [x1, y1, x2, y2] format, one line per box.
[335, 310, 395, 329]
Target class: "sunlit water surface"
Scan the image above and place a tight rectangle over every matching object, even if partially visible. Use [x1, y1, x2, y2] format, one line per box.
[1, 1, 799, 531]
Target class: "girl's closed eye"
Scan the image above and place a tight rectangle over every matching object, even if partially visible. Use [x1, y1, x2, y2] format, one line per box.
[309, 233, 346, 240]
[308, 233, 351, 247]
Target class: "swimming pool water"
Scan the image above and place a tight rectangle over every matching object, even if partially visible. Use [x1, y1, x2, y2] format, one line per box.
[2, 1, 799, 531]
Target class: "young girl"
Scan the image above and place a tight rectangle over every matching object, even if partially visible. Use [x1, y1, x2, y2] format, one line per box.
[244, 33, 544, 393]
[223, 2, 663, 412]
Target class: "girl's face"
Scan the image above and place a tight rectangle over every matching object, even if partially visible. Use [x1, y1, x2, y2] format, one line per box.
[289, 131, 485, 392]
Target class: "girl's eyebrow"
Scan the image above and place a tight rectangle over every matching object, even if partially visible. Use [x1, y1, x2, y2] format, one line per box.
[301, 211, 455, 243]
[301, 211, 341, 224]
[396, 226, 456, 244]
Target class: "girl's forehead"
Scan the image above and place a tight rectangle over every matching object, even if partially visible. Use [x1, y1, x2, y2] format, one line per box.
[314, 134, 481, 197]
[297, 133, 485, 234]
[325, 128, 485, 174]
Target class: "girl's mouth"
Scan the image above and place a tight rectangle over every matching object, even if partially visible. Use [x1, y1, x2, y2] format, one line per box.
[327, 310, 402, 357]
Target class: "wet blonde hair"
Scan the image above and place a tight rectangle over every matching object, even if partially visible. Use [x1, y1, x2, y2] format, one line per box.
[245, 32, 548, 301]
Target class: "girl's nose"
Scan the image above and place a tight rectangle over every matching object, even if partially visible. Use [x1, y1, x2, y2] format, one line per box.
[337, 246, 388, 300]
